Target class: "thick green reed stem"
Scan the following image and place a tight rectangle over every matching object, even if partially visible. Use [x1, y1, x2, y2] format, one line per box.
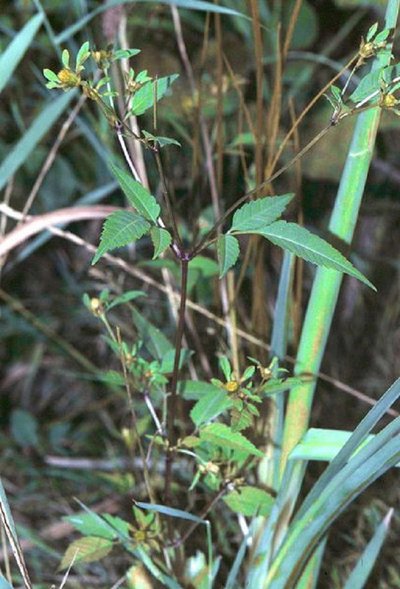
[280, 1, 400, 471]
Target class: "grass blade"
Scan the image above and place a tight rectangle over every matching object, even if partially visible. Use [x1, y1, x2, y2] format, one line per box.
[0, 91, 76, 192]
[343, 509, 393, 589]
[0, 14, 43, 94]
[55, 0, 246, 44]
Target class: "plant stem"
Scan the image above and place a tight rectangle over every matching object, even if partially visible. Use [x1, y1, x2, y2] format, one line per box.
[164, 254, 190, 501]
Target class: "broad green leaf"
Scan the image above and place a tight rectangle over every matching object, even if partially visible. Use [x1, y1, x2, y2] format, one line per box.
[190, 389, 232, 426]
[10, 410, 39, 449]
[343, 510, 392, 589]
[131, 74, 179, 116]
[60, 536, 113, 569]
[160, 349, 191, 374]
[200, 423, 263, 457]
[0, 91, 76, 192]
[110, 163, 160, 222]
[217, 235, 240, 277]
[65, 512, 130, 540]
[150, 227, 172, 259]
[223, 486, 274, 517]
[247, 221, 375, 289]
[178, 380, 221, 401]
[0, 13, 43, 94]
[92, 211, 150, 264]
[131, 308, 174, 360]
[289, 428, 375, 463]
[230, 194, 294, 232]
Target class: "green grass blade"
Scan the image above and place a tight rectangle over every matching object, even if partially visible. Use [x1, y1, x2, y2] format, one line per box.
[343, 509, 393, 589]
[265, 424, 400, 588]
[0, 13, 43, 94]
[55, 0, 247, 44]
[0, 91, 76, 192]
[296, 376, 400, 517]
[136, 501, 206, 524]
[294, 538, 327, 589]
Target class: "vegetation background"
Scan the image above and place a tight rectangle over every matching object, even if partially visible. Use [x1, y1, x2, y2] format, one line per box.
[1, 0, 400, 587]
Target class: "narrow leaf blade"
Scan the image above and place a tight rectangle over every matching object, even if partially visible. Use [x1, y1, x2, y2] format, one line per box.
[0, 91, 76, 192]
[0, 13, 43, 94]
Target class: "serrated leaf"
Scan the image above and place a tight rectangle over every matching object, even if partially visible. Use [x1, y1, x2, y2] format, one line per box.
[223, 486, 274, 516]
[230, 194, 293, 232]
[59, 536, 113, 570]
[199, 423, 263, 457]
[110, 163, 160, 222]
[230, 407, 253, 432]
[131, 74, 179, 116]
[92, 211, 150, 265]
[248, 221, 375, 289]
[190, 389, 232, 426]
[179, 380, 222, 400]
[150, 227, 172, 259]
[217, 235, 240, 277]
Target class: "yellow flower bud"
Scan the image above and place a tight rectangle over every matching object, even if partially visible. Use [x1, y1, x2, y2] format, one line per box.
[57, 68, 80, 87]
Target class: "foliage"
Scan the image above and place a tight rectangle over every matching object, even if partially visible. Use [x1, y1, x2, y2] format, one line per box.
[1, 2, 400, 589]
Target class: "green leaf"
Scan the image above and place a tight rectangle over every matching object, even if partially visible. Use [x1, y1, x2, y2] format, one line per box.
[230, 194, 294, 232]
[343, 510, 392, 589]
[106, 290, 146, 310]
[110, 163, 160, 222]
[75, 41, 91, 71]
[131, 74, 179, 116]
[43, 68, 59, 83]
[223, 486, 274, 517]
[92, 211, 150, 265]
[60, 536, 113, 570]
[179, 380, 221, 401]
[10, 410, 39, 449]
[200, 423, 263, 457]
[131, 308, 174, 360]
[190, 389, 232, 426]
[247, 221, 375, 289]
[150, 227, 172, 259]
[61, 48, 70, 68]
[0, 13, 43, 94]
[366, 22, 378, 42]
[135, 502, 205, 524]
[217, 235, 240, 277]
[0, 91, 76, 192]
[64, 512, 130, 540]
